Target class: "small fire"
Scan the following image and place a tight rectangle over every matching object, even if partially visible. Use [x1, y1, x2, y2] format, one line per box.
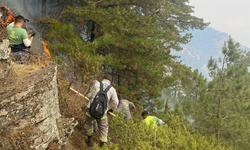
[38, 41, 50, 67]
[41, 41, 50, 57]
[38, 55, 46, 68]
[4, 13, 14, 26]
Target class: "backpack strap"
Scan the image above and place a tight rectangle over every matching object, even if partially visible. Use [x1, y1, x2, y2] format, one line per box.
[100, 82, 103, 92]
[103, 83, 112, 93]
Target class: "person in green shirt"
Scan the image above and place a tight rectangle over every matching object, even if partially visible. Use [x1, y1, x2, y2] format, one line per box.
[141, 111, 164, 129]
[7, 15, 34, 62]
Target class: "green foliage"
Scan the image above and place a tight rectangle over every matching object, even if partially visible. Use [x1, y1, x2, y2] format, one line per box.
[43, 0, 208, 108]
[180, 37, 250, 149]
[95, 112, 230, 150]
[162, 63, 207, 117]
[43, 18, 105, 82]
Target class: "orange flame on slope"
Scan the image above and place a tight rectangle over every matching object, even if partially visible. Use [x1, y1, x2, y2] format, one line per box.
[37, 41, 50, 68]
[4, 13, 14, 26]
[41, 41, 51, 57]
[38, 55, 47, 68]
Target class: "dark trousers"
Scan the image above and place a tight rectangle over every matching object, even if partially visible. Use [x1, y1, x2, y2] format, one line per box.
[11, 51, 30, 62]
[9, 43, 30, 62]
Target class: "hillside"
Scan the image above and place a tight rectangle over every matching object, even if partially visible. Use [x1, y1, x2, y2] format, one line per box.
[0, 1, 242, 149]
[175, 27, 250, 79]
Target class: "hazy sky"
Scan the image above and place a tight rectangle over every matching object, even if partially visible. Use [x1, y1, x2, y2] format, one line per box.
[189, 0, 250, 47]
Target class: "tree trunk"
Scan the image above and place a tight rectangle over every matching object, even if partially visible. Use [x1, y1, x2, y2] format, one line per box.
[216, 55, 226, 140]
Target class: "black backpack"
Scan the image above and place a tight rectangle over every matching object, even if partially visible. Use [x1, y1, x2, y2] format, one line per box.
[89, 82, 112, 119]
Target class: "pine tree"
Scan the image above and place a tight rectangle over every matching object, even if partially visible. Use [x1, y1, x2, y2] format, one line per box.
[177, 67, 207, 117]
[161, 63, 207, 133]
[189, 37, 250, 149]
[162, 63, 207, 115]
[43, 0, 208, 105]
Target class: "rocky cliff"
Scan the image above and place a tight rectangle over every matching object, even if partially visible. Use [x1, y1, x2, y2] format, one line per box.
[0, 40, 78, 150]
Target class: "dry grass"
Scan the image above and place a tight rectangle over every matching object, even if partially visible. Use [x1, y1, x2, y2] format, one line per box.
[9, 63, 41, 79]
[47, 141, 60, 150]
[0, 125, 33, 150]
[63, 129, 93, 150]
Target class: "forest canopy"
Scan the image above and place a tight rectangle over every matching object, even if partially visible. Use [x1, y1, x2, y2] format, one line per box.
[43, 0, 208, 104]
[42, 0, 250, 149]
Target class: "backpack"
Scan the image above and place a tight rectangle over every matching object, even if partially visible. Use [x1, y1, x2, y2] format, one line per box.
[89, 82, 112, 119]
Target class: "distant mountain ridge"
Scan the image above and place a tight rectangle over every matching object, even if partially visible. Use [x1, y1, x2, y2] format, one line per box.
[175, 27, 250, 80]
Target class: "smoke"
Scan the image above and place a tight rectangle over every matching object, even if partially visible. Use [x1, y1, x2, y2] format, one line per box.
[0, 1, 87, 91]
[0, 0, 44, 21]
[0, 0, 47, 54]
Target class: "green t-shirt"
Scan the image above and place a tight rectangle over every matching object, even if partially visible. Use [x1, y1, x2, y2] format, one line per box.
[7, 25, 28, 45]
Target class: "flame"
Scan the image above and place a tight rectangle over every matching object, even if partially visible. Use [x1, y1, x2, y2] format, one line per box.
[38, 55, 49, 68]
[38, 55, 45, 68]
[37, 41, 50, 67]
[41, 41, 50, 57]
[4, 13, 14, 26]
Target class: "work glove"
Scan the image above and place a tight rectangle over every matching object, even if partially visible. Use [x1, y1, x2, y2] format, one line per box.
[107, 109, 113, 114]
[31, 32, 36, 37]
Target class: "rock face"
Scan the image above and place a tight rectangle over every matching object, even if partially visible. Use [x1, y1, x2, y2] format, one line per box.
[0, 24, 8, 42]
[0, 39, 11, 79]
[0, 40, 77, 150]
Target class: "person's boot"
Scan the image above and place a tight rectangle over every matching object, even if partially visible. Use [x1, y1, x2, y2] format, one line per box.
[100, 141, 105, 147]
[87, 136, 93, 147]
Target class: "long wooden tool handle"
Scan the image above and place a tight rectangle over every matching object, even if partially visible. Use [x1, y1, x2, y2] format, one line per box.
[69, 87, 117, 117]
[70, 87, 89, 100]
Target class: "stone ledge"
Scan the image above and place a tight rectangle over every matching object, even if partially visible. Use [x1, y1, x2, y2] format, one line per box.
[0, 39, 11, 79]
[0, 64, 78, 150]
